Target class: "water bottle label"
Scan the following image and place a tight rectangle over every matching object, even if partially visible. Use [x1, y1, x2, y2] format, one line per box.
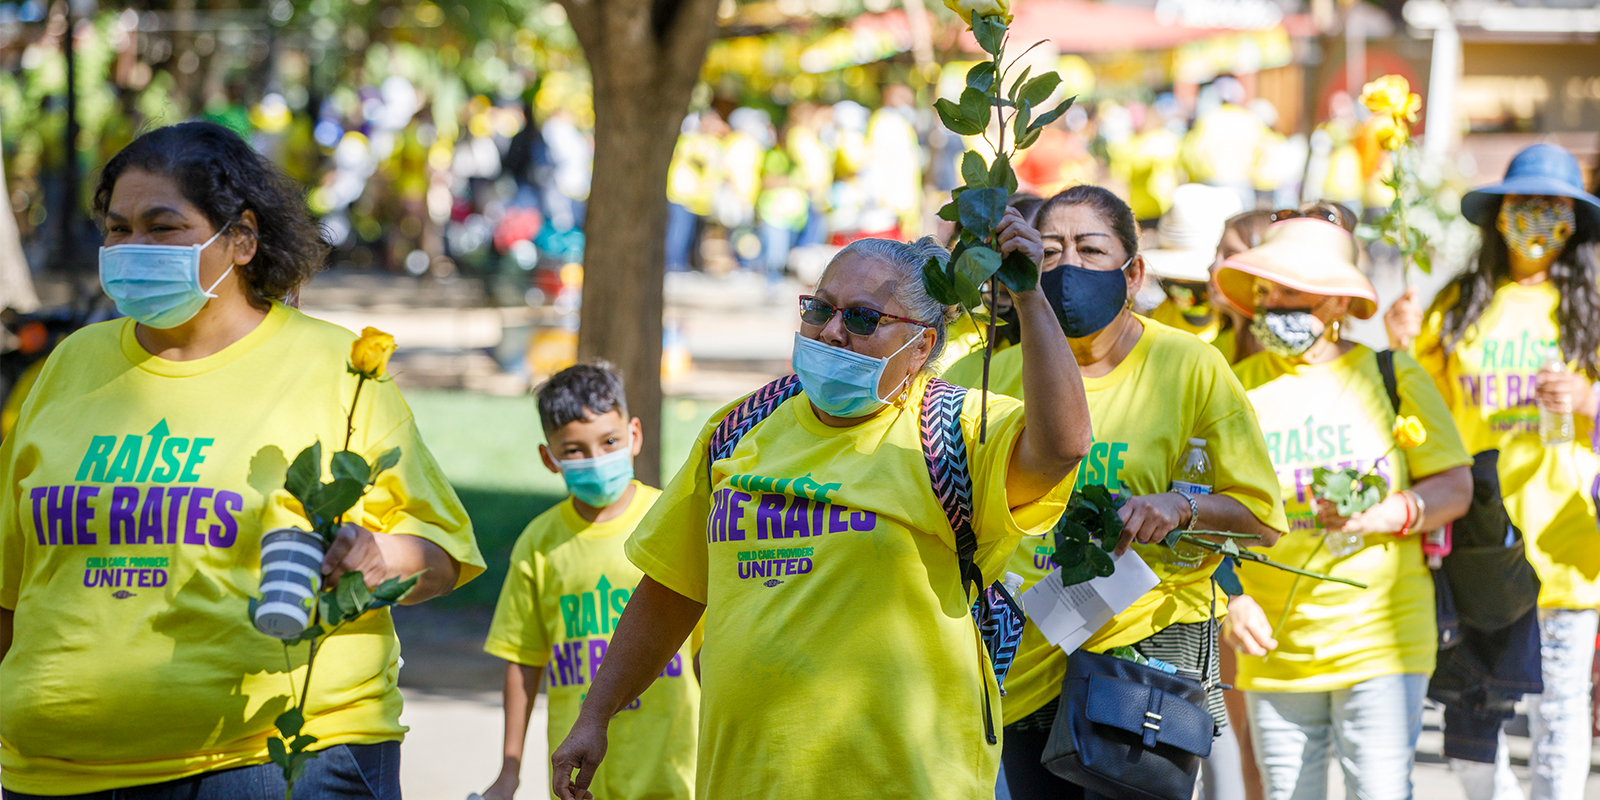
[1169, 481, 1212, 495]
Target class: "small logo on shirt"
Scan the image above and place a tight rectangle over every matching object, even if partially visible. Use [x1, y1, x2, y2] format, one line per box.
[111, 590, 136, 599]
[763, 579, 784, 587]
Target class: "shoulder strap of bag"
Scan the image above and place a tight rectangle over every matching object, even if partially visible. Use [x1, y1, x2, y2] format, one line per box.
[706, 375, 804, 482]
[1376, 349, 1402, 415]
[918, 378, 982, 594]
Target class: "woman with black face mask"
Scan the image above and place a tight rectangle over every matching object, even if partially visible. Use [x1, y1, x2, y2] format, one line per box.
[945, 185, 1288, 800]
[1218, 217, 1474, 800]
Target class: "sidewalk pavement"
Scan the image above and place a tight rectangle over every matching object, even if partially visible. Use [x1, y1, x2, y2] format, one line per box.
[396, 687, 1600, 800]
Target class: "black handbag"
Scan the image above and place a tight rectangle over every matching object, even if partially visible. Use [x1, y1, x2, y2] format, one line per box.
[1040, 586, 1219, 800]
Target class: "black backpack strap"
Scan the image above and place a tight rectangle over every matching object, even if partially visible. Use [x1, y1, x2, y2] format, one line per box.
[1376, 349, 1402, 415]
[706, 375, 804, 481]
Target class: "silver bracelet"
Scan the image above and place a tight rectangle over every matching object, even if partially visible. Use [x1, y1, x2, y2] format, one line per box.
[1176, 491, 1201, 531]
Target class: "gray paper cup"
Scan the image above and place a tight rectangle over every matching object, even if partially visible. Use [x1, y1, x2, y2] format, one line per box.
[255, 528, 326, 640]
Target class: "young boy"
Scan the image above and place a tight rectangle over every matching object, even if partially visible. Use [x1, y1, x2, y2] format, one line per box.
[479, 363, 698, 800]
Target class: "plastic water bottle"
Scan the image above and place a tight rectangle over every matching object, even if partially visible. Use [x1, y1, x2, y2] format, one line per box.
[1166, 438, 1212, 568]
[1539, 357, 1574, 446]
[1323, 529, 1364, 558]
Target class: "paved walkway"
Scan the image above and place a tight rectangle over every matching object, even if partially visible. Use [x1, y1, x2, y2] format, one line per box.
[396, 687, 1600, 800]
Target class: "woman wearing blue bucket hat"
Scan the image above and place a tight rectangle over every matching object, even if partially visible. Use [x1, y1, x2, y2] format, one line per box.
[1390, 142, 1600, 800]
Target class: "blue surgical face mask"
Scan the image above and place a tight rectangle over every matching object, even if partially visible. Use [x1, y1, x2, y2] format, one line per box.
[1040, 258, 1132, 338]
[99, 227, 233, 329]
[791, 330, 920, 419]
[557, 438, 635, 508]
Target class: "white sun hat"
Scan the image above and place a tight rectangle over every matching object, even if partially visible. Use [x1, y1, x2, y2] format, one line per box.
[1141, 184, 1245, 283]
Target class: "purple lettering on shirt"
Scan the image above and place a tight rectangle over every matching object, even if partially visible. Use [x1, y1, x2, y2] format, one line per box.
[850, 508, 877, 532]
[138, 487, 166, 545]
[784, 497, 810, 538]
[727, 492, 749, 541]
[46, 486, 73, 545]
[73, 486, 99, 545]
[29, 487, 47, 545]
[183, 488, 214, 545]
[588, 638, 608, 683]
[163, 487, 191, 545]
[756, 494, 785, 539]
[209, 491, 242, 548]
[109, 486, 139, 545]
[829, 503, 848, 534]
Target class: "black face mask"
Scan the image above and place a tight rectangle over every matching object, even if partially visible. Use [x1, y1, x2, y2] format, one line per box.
[1251, 306, 1323, 356]
[1041, 260, 1130, 338]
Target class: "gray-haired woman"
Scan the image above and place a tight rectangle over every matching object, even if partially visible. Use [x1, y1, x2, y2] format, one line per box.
[548, 210, 1091, 800]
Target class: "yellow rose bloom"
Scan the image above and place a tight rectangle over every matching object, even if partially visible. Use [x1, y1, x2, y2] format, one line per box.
[1360, 75, 1422, 123]
[1373, 116, 1409, 151]
[944, 0, 1011, 23]
[1392, 415, 1427, 450]
[350, 327, 397, 379]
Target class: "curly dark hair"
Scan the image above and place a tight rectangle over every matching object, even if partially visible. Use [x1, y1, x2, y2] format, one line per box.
[93, 121, 328, 310]
[1437, 199, 1600, 379]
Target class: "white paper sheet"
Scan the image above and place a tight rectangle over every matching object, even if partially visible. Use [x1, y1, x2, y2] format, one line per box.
[1022, 549, 1160, 654]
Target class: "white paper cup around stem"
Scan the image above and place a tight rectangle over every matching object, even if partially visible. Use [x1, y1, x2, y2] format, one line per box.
[255, 527, 326, 640]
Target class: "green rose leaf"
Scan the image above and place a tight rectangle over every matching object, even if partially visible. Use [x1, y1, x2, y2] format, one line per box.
[275, 707, 306, 739]
[1060, 560, 1098, 586]
[937, 200, 961, 223]
[303, 478, 364, 530]
[1017, 128, 1042, 150]
[291, 734, 319, 752]
[369, 447, 402, 482]
[952, 267, 986, 312]
[987, 153, 1017, 195]
[958, 187, 1008, 238]
[247, 595, 259, 625]
[954, 245, 1003, 288]
[335, 570, 373, 625]
[1087, 546, 1116, 577]
[961, 151, 990, 189]
[996, 250, 1038, 292]
[1012, 100, 1032, 146]
[1214, 559, 1245, 596]
[923, 256, 960, 306]
[1017, 73, 1062, 110]
[369, 573, 422, 609]
[284, 441, 322, 507]
[1030, 96, 1077, 133]
[284, 623, 326, 645]
[330, 451, 370, 485]
[966, 60, 996, 94]
[972, 12, 1006, 56]
[1007, 66, 1032, 104]
[935, 98, 985, 137]
[267, 735, 288, 765]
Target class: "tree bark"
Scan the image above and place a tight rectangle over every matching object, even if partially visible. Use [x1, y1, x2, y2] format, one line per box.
[559, 0, 719, 486]
[0, 123, 40, 314]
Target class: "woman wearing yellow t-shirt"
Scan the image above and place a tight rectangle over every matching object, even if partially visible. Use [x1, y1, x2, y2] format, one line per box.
[947, 185, 1288, 800]
[0, 122, 484, 798]
[1218, 218, 1472, 800]
[548, 220, 1094, 800]
[1387, 143, 1600, 800]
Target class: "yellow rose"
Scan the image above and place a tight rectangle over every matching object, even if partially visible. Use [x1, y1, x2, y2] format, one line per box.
[1373, 115, 1409, 151]
[350, 327, 397, 379]
[1392, 415, 1427, 450]
[944, 0, 1012, 23]
[1359, 75, 1422, 123]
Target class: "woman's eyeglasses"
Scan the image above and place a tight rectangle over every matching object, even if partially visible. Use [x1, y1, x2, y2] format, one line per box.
[799, 296, 930, 336]
[1270, 208, 1342, 225]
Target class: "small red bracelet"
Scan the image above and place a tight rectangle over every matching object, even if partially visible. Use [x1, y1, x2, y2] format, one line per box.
[1398, 491, 1415, 537]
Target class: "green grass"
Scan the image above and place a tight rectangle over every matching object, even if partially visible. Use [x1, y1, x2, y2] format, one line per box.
[405, 390, 721, 608]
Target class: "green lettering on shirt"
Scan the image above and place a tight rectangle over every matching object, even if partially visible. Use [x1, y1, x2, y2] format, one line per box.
[75, 436, 117, 482]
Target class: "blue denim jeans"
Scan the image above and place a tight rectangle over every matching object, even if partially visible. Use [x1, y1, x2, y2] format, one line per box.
[1246, 673, 1428, 800]
[3, 742, 401, 800]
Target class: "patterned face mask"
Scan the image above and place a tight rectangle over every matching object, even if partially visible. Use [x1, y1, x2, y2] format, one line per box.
[1501, 197, 1576, 261]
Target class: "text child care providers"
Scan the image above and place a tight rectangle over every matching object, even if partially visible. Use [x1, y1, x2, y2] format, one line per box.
[550, 223, 1094, 800]
[479, 363, 698, 800]
[0, 123, 484, 799]
[949, 186, 1287, 800]
[1219, 217, 1472, 800]
[1389, 143, 1600, 800]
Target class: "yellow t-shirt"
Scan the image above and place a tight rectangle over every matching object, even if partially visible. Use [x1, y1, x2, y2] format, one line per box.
[1415, 281, 1600, 609]
[952, 318, 1286, 723]
[941, 340, 1016, 390]
[625, 373, 1072, 800]
[1150, 301, 1238, 364]
[0, 303, 484, 795]
[484, 483, 698, 800]
[1231, 345, 1471, 692]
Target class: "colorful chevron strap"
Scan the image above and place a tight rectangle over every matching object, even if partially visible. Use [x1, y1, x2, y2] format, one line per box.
[707, 374, 804, 481]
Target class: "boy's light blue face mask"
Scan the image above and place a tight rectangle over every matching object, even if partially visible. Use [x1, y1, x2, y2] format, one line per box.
[791, 330, 920, 419]
[99, 227, 233, 329]
[556, 436, 635, 508]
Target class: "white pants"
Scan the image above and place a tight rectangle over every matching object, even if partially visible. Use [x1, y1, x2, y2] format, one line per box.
[1246, 673, 1428, 800]
[1454, 608, 1597, 800]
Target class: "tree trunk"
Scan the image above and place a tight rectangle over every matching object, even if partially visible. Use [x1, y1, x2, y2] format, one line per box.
[559, 0, 719, 486]
[0, 123, 40, 314]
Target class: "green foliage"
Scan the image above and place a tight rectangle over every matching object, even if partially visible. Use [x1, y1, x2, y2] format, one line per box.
[1051, 485, 1125, 586]
[1213, 560, 1245, 596]
[972, 13, 1007, 55]
[282, 443, 404, 544]
[966, 62, 997, 94]
[269, 705, 321, 800]
[958, 187, 1009, 237]
[935, 88, 991, 137]
[1311, 467, 1389, 518]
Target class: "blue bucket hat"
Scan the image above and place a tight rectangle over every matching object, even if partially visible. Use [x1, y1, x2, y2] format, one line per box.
[1461, 143, 1600, 237]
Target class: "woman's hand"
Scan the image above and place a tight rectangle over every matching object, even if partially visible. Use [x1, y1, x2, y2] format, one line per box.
[1114, 492, 1192, 556]
[1384, 287, 1422, 351]
[320, 522, 460, 604]
[1536, 367, 1598, 420]
[1312, 492, 1408, 535]
[995, 207, 1043, 267]
[1222, 594, 1278, 656]
[551, 714, 610, 800]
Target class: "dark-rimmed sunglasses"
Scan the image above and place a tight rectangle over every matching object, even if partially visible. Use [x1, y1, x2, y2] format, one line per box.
[799, 295, 930, 336]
